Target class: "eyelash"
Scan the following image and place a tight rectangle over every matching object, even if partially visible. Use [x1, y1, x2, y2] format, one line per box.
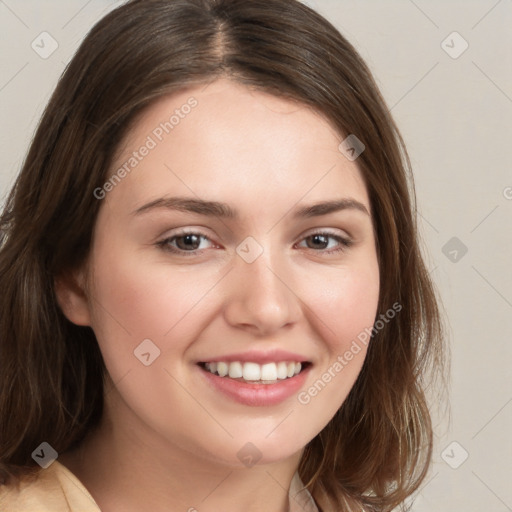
[156, 229, 353, 257]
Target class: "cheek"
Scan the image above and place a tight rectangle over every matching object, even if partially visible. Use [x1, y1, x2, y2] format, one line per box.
[304, 259, 380, 352]
[292, 263, 379, 425]
[86, 245, 224, 379]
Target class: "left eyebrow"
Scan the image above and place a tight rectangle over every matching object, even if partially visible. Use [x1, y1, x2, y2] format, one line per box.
[292, 198, 370, 218]
[131, 196, 370, 219]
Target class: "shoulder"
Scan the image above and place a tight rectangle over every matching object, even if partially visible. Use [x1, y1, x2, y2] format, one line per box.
[0, 461, 100, 512]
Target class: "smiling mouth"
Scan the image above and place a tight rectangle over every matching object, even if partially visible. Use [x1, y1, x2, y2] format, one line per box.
[198, 361, 312, 384]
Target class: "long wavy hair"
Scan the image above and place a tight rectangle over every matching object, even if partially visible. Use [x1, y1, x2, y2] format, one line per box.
[0, 0, 445, 510]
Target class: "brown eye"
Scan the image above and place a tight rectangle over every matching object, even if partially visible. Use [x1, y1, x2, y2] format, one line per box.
[298, 232, 352, 253]
[305, 234, 330, 249]
[174, 234, 202, 251]
[157, 231, 214, 256]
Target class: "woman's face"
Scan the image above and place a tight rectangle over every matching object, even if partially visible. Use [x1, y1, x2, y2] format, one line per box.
[75, 78, 379, 467]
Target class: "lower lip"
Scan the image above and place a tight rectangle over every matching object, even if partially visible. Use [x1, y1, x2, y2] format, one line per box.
[197, 364, 311, 406]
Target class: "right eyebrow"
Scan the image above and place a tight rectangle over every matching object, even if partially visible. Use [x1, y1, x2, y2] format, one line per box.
[132, 197, 239, 219]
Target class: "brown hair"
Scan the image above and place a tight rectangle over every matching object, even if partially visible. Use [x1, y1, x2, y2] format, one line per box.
[0, 0, 445, 510]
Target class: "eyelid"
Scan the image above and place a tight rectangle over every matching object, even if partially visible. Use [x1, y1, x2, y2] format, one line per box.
[156, 228, 218, 255]
[294, 229, 353, 253]
[299, 226, 352, 241]
[157, 227, 216, 243]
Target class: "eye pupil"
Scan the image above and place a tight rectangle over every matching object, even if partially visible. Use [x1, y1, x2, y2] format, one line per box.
[308, 234, 328, 249]
[176, 234, 201, 250]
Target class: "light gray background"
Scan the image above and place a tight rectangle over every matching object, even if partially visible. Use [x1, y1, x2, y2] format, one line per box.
[1, 1, 511, 510]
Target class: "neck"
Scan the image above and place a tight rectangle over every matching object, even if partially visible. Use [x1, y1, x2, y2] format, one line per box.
[60, 388, 305, 512]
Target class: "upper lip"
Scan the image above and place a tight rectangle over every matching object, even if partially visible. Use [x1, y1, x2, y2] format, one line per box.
[197, 349, 312, 365]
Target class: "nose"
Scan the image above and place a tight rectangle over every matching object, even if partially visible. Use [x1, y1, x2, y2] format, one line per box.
[222, 247, 302, 336]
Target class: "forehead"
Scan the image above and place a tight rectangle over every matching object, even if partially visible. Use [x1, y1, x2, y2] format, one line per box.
[105, 78, 370, 218]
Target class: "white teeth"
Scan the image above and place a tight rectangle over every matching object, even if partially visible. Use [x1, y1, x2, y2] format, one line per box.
[260, 363, 277, 381]
[243, 362, 261, 381]
[217, 362, 228, 377]
[203, 360, 305, 381]
[276, 362, 288, 379]
[228, 361, 243, 379]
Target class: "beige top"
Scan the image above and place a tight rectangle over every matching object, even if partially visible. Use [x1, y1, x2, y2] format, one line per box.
[0, 461, 319, 512]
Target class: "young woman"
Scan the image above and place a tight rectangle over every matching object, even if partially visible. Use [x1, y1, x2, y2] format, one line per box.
[0, 0, 445, 511]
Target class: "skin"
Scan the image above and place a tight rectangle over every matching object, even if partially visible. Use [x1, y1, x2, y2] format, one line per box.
[57, 78, 380, 512]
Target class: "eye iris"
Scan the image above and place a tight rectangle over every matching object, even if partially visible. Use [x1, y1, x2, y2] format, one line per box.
[176, 234, 201, 250]
[308, 234, 329, 249]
